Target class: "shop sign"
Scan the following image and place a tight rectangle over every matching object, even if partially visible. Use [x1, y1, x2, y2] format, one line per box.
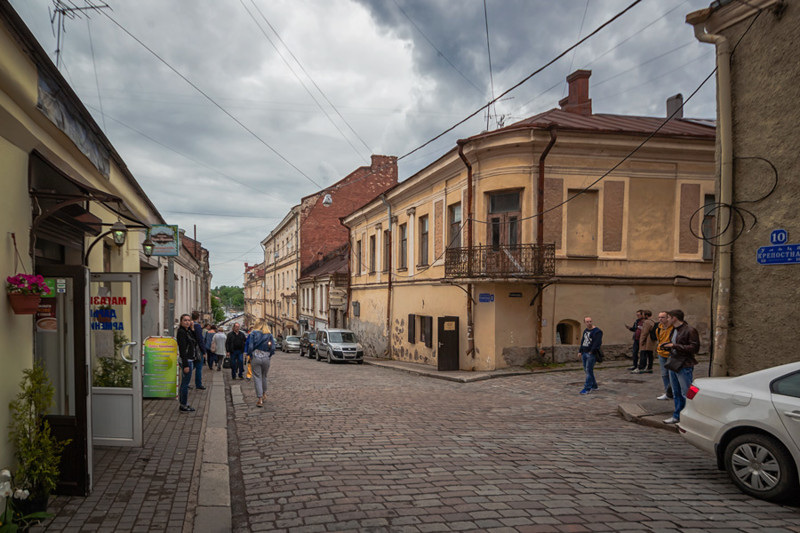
[147, 224, 181, 257]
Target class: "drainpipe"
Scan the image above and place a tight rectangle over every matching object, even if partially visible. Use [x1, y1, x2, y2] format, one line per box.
[536, 127, 557, 360]
[457, 141, 475, 360]
[380, 194, 393, 358]
[338, 217, 352, 329]
[688, 11, 732, 377]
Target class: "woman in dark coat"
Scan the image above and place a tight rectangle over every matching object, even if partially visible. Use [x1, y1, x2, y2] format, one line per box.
[176, 313, 198, 412]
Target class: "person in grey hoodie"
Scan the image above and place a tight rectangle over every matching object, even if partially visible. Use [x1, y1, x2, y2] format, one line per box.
[245, 328, 275, 407]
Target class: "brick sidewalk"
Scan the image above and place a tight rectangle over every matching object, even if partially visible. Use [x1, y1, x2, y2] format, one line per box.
[36, 384, 210, 532]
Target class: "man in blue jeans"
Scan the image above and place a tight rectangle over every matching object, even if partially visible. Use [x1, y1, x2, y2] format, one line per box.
[578, 316, 603, 395]
[226, 322, 247, 379]
[661, 309, 700, 424]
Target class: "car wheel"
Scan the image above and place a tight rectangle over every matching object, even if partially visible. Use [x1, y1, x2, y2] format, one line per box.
[315, 350, 320, 361]
[723, 433, 799, 503]
[327, 350, 334, 364]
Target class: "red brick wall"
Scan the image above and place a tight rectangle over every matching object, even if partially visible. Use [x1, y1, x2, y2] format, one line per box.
[300, 155, 397, 273]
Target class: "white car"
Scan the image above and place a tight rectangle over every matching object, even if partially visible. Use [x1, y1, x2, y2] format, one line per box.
[679, 361, 800, 503]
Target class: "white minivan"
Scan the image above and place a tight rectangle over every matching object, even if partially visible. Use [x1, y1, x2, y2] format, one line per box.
[315, 329, 364, 364]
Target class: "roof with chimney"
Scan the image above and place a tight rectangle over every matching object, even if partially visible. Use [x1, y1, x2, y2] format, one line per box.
[299, 246, 348, 280]
[485, 70, 715, 140]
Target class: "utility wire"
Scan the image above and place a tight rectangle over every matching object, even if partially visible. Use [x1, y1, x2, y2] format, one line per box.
[86, 17, 106, 130]
[390, 0, 483, 95]
[398, 0, 643, 162]
[483, 0, 496, 130]
[240, 0, 371, 161]
[97, 9, 322, 189]
[562, 0, 590, 99]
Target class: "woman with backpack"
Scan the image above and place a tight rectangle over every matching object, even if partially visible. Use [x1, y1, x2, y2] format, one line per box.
[244, 328, 276, 407]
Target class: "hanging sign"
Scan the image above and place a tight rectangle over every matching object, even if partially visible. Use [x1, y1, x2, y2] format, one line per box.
[147, 224, 181, 257]
[143, 336, 178, 398]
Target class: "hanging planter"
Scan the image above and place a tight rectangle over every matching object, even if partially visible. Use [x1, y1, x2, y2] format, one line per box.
[6, 274, 49, 315]
[8, 293, 42, 315]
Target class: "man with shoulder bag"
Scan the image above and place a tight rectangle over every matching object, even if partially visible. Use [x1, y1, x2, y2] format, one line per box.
[660, 309, 700, 424]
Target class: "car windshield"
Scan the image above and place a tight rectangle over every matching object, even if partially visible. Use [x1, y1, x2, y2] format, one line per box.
[329, 331, 357, 343]
[286, 336, 299, 342]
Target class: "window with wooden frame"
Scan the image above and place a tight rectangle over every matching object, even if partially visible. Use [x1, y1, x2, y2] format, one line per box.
[399, 223, 408, 269]
[487, 191, 521, 251]
[356, 239, 362, 275]
[383, 229, 391, 272]
[448, 203, 462, 249]
[369, 235, 376, 273]
[419, 315, 433, 348]
[418, 215, 429, 265]
[408, 313, 416, 343]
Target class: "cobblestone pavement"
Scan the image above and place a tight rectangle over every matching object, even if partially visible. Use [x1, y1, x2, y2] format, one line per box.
[230, 354, 800, 533]
[38, 384, 209, 532]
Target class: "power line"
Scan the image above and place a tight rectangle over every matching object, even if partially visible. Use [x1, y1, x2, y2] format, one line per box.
[97, 9, 322, 189]
[240, 0, 371, 161]
[483, 0, 496, 131]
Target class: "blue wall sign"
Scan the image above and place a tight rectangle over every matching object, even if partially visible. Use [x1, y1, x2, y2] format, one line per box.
[770, 229, 788, 245]
[757, 244, 800, 265]
[478, 293, 494, 303]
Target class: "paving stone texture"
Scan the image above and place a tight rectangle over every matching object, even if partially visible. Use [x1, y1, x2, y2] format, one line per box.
[33, 354, 800, 532]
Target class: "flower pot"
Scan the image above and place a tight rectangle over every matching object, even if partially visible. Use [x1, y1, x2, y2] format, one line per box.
[8, 293, 42, 315]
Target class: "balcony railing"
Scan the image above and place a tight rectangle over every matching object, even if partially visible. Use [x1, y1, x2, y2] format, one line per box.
[444, 243, 556, 280]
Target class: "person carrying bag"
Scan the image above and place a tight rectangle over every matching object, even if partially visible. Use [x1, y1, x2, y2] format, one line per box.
[244, 329, 275, 407]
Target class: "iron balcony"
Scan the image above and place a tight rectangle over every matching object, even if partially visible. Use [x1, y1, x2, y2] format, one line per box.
[444, 243, 556, 280]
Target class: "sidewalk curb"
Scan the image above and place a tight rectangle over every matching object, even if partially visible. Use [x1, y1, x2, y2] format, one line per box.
[618, 402, 679, 433]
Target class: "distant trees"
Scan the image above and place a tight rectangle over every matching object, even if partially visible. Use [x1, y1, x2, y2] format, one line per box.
[212, 285, 244, 311]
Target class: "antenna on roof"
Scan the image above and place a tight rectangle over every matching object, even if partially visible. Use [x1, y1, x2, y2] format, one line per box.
[49, 0, 110, 69]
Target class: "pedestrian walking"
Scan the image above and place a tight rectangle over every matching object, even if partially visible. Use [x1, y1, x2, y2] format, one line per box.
[245, 328, 276, 407]
[654, 311, 675, 400]
[632, 310, 656, 373]
[176, 314, 198, 412]
[661, 309, 700, 424]
[211, 326, 227, 371]
[226, 323, 247, 379]
[578, 316, 603, 395]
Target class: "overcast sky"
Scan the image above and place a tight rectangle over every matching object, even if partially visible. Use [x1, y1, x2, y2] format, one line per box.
[10, 0, 717, 288]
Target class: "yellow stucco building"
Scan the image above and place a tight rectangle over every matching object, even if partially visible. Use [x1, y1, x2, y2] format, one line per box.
[344, 70, 716, 371]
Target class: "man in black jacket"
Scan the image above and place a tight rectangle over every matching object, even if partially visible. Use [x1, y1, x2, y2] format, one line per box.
[226, 323, 247, 379]
[661, 309, 700, 424]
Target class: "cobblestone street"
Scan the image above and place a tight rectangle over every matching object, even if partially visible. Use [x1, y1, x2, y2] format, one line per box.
[228, 354, 800, 532]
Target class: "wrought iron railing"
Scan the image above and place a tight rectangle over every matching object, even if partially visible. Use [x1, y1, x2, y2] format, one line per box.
[444, 243, 556, 279]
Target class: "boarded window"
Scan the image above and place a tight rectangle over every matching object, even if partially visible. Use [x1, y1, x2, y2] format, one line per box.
[566, 189, 598, 257]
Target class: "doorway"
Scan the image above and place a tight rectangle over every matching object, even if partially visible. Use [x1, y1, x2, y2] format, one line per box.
[437, 316, 460, 371]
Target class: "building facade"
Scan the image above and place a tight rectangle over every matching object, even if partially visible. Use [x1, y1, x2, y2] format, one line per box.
[344, 70, 716, 370]
[261, 207, 301, 337]
[688, 0, 797, 376]
[243, 261, 265, 330]
[298, 247, 349, 332]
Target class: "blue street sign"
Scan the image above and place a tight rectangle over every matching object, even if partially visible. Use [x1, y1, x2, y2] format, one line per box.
[478, 293, 494, 303]
[770, 229, 788, 245]
[757, 244, 800, 265]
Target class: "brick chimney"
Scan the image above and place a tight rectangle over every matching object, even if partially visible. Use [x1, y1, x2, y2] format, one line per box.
[558, 70, 592, 116]
[667, 93, 684, 119]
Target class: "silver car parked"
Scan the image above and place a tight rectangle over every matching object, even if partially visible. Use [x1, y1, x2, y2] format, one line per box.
[315, 329, 364, 364]
[281, 335, 300, 353]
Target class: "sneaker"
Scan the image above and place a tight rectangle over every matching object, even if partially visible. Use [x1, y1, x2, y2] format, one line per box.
[627, 366, 637, 371]
[631, 369, 643, 374]
[663, 417, 679, 424]
[580, 388, 592, 395]
[179, 405, 195, 412]
[657, 394, 669, 400]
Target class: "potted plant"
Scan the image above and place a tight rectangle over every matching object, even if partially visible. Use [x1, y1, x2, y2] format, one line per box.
[0, 468, 51, 532]
[5, 275, 50, 315]
[7, 362, 70, 517]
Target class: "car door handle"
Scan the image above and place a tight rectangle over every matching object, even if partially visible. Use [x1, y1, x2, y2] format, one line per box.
[784, 410, 800, 420]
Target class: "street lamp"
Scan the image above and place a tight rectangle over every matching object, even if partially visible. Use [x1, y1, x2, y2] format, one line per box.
[111, 220, 127, 247]
[142, 236, 155, 257]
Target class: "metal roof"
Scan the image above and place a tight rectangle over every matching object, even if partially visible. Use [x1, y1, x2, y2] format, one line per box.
[506, 108, 716, 138]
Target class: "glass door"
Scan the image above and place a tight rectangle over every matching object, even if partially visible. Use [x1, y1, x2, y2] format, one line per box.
[90, 273, 142, 447]
[35, 265, 92, 496]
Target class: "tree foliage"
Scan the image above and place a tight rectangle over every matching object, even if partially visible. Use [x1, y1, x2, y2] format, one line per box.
[210, 295, 225, 323]
[212, 286, 243, 310]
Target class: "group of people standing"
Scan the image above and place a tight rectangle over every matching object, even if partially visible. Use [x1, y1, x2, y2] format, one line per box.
[578, 308, 700, 424]
[176, 315, 277, 412]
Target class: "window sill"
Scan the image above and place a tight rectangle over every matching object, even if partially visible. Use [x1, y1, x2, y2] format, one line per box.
[397, 267, 408, 272]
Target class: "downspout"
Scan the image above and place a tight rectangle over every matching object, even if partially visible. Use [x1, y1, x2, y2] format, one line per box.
[380, 194, 393, 358]
[688, 11, 732, 377]
[339, 217, 352, 329]
[536, 127, 557, 360]
[457, 141, 475, 360]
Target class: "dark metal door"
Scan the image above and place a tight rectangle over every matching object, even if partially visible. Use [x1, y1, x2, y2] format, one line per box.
[437, 316, 459, 371]
[35, 265, 92, 496]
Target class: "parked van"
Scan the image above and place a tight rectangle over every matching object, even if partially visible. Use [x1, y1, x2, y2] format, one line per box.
[316, 329, 364, 364]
